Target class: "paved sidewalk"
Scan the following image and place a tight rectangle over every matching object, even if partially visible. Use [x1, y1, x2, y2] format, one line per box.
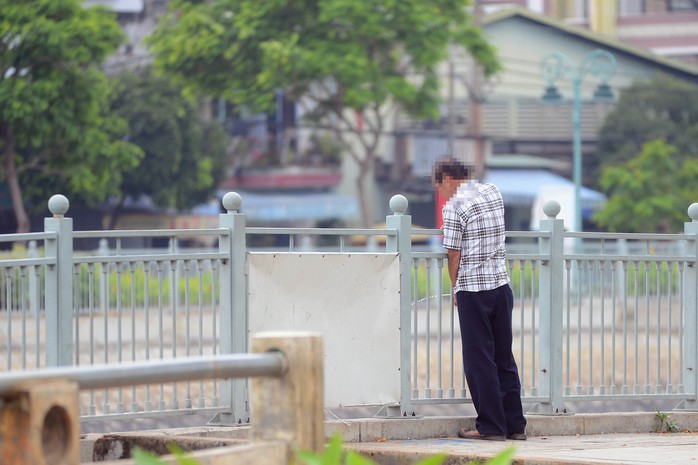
[80, 412, 698, 465]
[330, 412, 698, 465]
[349, 432, 698, 465]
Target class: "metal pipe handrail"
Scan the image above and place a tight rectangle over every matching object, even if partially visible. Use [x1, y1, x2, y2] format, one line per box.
[0, 353, 286, 395]
[73, 228, 230, 239]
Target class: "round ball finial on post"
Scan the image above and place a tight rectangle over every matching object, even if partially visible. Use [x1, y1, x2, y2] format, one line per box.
[222, 192, 242, 213]
[688, 203, 698, 223]
[389, 195, 408, 215]
[543, 200, 561, 219]
[48, 195, 70, 218]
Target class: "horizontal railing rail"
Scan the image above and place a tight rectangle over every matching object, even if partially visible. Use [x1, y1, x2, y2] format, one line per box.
[0, 353, 285, 395]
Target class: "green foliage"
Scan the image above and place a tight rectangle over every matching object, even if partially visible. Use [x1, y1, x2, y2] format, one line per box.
[594, 75, 698, 182]
[73, 262, 216, 308]
[413, 261, 537, 301]
[133, 444, 199, 465]
[297, 433, 515, 465]
[624, 261, 681, 295]
[108, 68, 229, 211]
[297, 434, 445, 465]
[655, 410, 679, 433]
[149, 0, 499, 113]
[0, 0, 142, 226]
[148, 0, 500, 226]
[593, 139, 698, 232]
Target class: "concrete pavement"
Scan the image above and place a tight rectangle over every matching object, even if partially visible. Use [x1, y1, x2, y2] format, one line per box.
[348, 433, 698, 465]
[80, 411, 698, 464]
[335, 412, 698, 465]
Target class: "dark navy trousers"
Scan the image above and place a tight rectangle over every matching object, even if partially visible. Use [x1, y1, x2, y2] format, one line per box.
[455, 284, 527, 436]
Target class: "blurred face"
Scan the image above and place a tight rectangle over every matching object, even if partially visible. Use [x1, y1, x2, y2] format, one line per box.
[434, 174, 460, 201]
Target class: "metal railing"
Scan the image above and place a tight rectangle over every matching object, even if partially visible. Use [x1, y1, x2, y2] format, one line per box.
[1, 192, 698, 422]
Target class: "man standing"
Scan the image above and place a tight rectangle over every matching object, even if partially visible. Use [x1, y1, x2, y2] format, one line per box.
[433, 156, 527, 441]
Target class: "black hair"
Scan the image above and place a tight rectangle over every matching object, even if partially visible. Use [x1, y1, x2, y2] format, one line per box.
[432, 156, 471, 183]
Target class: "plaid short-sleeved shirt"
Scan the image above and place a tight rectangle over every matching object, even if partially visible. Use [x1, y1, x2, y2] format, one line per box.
[442, 181, 509, 293]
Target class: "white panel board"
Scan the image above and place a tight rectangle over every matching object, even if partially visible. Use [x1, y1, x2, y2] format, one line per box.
[248, 253, 401, 407]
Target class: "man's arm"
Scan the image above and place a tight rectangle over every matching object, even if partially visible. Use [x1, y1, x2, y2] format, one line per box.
[446, 248, 461, 291]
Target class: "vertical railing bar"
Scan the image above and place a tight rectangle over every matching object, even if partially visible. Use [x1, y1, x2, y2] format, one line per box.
[576, 259, 582, 395]
[130, 262, 138, 412]
[184, 259, 192, 409]
[654, 262, 656, 394]
[667, 262, 673, 394]
[436, 258, 444, 398]
[20, 267, 28, 369]
[170, 257, 179, 410]
[412, 258, 420, 398]
[600, 260, 607, 394]
[198, 260, 205, 408]
[679, 260, 685, 392]
[157, 260, 165, 411]
[34, 265, 41, 369]
[88, 264, 96, 416]
[644, 261, 651, 393]
[633, 261, 639, 393]
[588, 260, 594, 395]
[73, 264, 80, 369]
[449, 257, 455, 398]
[144, 261, 152, 412]
[116, 260, 124, 413]
[211, 260, 219, 406]
[424, 258, 432, 399]
[518, 260, 525, 394]
[6, 269, 12, 370]
[565, 260, 571, 395]
[622, 262, 628, 394]
[530, 260, 537, 392]
[102, 261, 110, 415]
[610, 258, 617, 394]
[289, 234, 294, 252]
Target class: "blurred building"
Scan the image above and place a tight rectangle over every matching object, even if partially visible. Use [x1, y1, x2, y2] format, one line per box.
[479, 0, 698, 67]
[84, 0, 698, 231]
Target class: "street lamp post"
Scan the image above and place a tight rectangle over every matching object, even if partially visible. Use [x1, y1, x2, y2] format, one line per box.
[540, 49, 617, 232]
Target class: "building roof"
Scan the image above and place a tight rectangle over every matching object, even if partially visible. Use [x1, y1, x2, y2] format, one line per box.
[484, 6, 698, 80]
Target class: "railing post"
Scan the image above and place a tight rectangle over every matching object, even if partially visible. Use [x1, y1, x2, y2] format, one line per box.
[529, 200, 568, 414]
[251, 332, 324, 455]
[44, 195, 74, 367]
[211, 192, 249, 425]
[678, 203, 698, 410]
[382, 194, 416, 417]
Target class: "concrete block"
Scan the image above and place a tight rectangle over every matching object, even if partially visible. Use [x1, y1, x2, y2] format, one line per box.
[525, 414, 583, 437]
[581, 412, 656, 434]
[326, 419, 361, 443]
[0, 379, 79, 465]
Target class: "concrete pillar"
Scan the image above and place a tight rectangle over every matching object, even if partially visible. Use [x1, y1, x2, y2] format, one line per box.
[0, 379, 80, 465]
[250, 332, 324, 455]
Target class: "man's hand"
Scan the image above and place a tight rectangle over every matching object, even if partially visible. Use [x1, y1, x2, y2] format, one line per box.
[446, 248, 461, 294]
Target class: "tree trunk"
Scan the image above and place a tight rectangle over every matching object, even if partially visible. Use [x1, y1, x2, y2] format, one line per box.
[1, 125, 30, 234]
[107, 196, 126, 230]
[355, 160, 371, 229]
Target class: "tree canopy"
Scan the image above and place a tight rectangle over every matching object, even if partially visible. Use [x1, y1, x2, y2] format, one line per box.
[107, 68, 229, 226]
[593, 139, 698, 233]
[148, 0, 500, 226]
[592, 75, 698, 184]
[0, 0, 142, 232]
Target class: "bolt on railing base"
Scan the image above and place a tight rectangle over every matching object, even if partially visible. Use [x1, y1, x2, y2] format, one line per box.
[374, 405, 422, 419]
[526, 402, 574, 416]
